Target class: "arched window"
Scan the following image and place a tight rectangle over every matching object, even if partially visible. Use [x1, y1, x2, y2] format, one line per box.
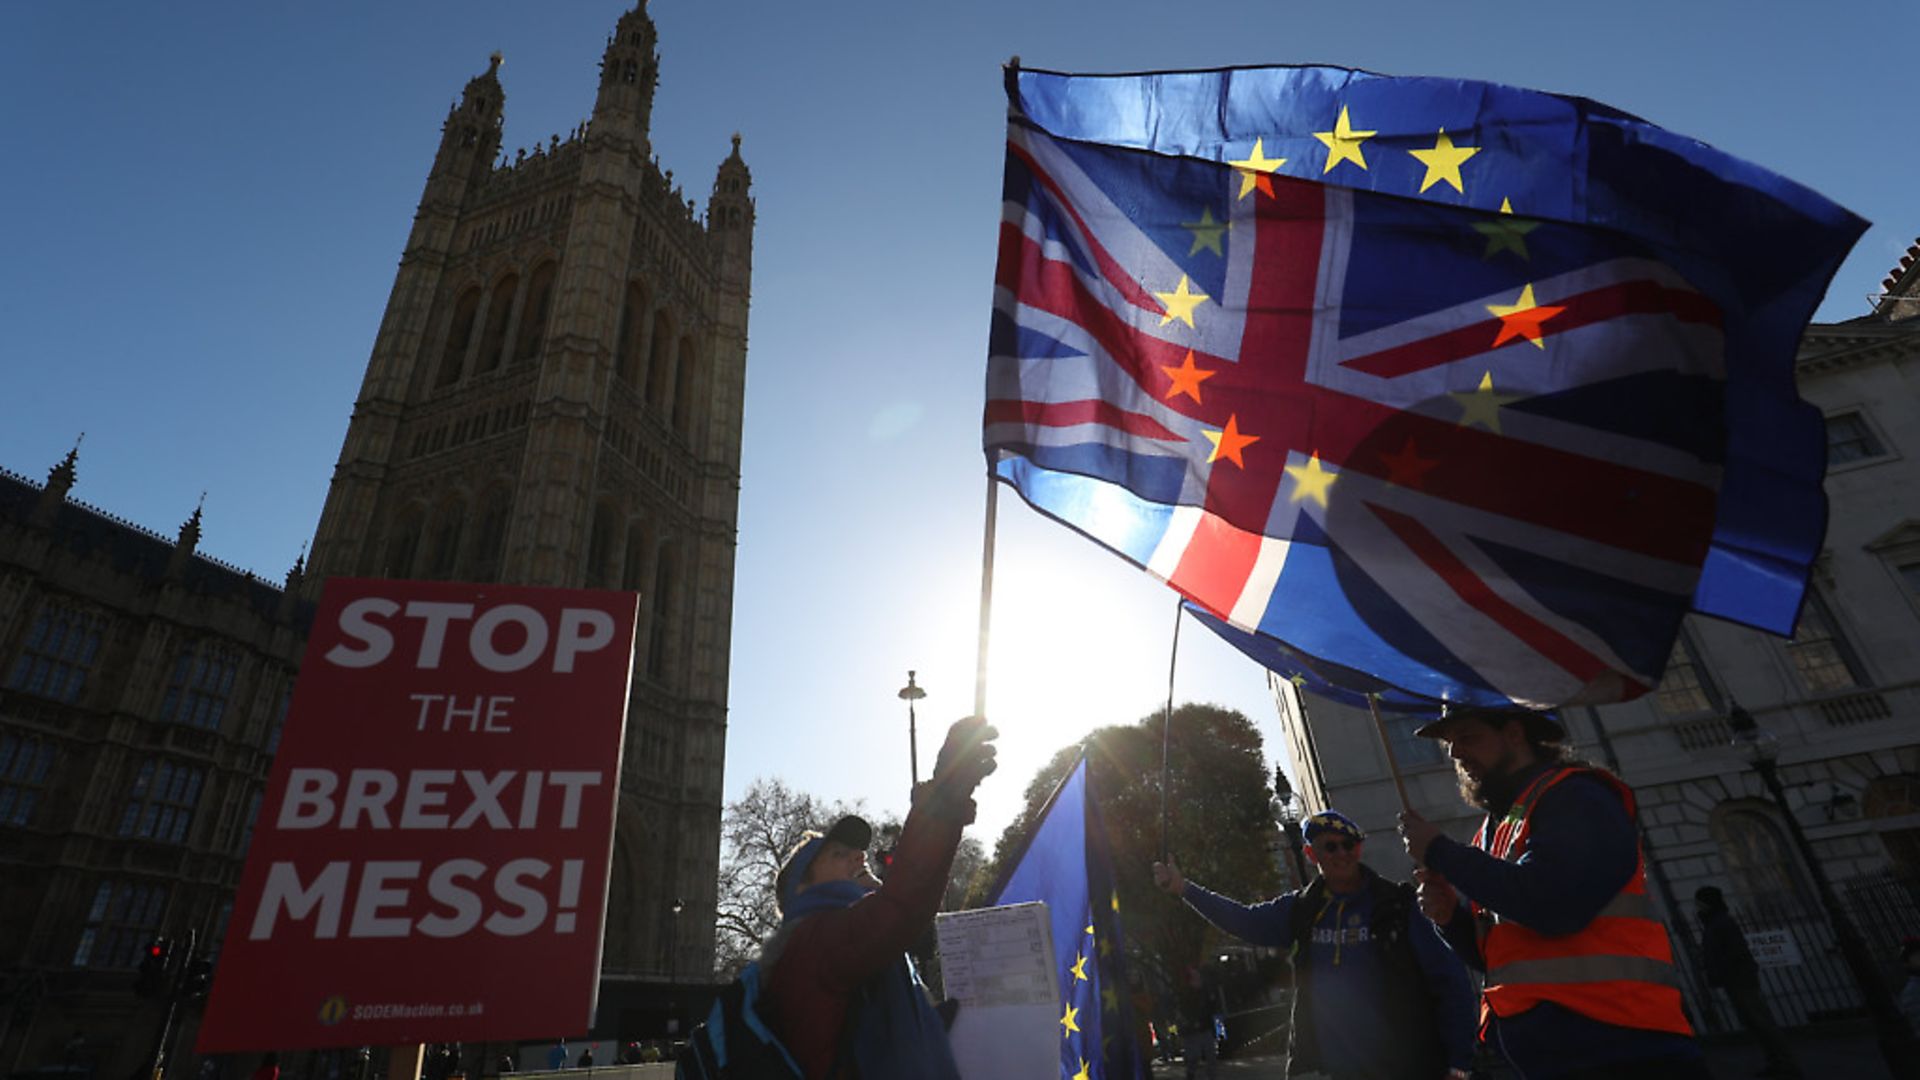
[647, 542, 678, 681]
[475, 274, 518, 374]
[586, 501, 617, 588]
[1710, 801, 1813, 915]
[382, 506, 426, 578]
[435, 288, 482, 387]
[645, 310, 675, 407]
[1863, 775, 1920, 876]
[1785, 588, 1868, 693]
[468, 487, 512, 580]
[614, 281, 649, 384]
[671, 336, 700, 436]
[517, 262, 558, 363]
[427, 497, 467, 580]
[620, 520, 650, 592]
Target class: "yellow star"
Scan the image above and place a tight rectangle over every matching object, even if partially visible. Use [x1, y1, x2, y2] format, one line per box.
[1227, 138, 1287, 199]
[1452, 371, 1524, 433]
[1111, 891, 1120, 912]
[1154, 275, 1208, 328]
[1289, 673, 1308, 688]
[1474, 198, 1537, 260]
[1284, 452, 1338, 508]
[1486, 283, 1565, 349]
[1071, 954, 1089, 982]
[1072, 1059, 1092, 1080]
[1102, 986, 1120, 1013]
[1183, 206, 1228, 255]
[1098, 935, 1111, 957]
[1408, 128, 1481, 194]
[1061, 1003, 1082, 1035]
[1202, 414, 1261, 468]
[1161, 350, 1216, 404]
[1314, 105, 1376, 174]
[1085, 924, 1095, 936]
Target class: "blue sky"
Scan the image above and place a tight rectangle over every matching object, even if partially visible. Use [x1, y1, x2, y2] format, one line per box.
[5, 1, 1915, 842]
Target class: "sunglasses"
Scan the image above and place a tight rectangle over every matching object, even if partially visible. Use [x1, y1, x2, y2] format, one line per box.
[1312, 838, 1360, 854]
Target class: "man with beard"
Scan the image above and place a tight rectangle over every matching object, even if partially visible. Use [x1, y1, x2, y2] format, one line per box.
[1154, 809, 1475, 1080]
[1398, 704, 1704, 1079]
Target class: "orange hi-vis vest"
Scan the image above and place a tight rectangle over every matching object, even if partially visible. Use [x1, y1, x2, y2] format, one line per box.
[1470, 766, 1694, 1037]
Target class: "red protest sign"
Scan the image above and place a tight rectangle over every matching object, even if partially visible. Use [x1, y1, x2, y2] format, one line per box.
[197, 578, 639, 1052]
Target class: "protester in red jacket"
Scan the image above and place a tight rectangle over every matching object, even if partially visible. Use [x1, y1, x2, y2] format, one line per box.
[761, 716, 997, 1080]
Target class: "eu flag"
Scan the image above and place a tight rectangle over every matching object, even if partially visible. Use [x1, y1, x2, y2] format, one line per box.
[991, 756, 1142, 1080]
[986, 65, 1865, 708]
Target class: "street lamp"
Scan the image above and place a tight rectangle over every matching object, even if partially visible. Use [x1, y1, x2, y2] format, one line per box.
[1269, 766, 1308, 886]
[667, 897, 685, 981]
[898, 671, 926, 788]
[1726, 704, 1917, 1073]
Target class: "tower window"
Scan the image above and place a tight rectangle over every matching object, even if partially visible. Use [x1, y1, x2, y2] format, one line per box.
[437, 288, 482, 387]
[518, 263, 558, 363]
[158, 645, 239, 732]
[0, 732, 58, 827]
[7, 602, 105, 703]
[117, 758, 205, 845]
[71, 880, 169, 968]
[477, 275, 518, 374]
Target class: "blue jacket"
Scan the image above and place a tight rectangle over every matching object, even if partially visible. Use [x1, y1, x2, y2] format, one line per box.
[1184, 865, 1475, 1077]
[1425, 763, 1701, 1076]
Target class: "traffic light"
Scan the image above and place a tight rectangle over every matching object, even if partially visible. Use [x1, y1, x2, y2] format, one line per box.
[180, 957, 213, 1000]
[874, 845, 897, 880]
[134, 938, 171, 998]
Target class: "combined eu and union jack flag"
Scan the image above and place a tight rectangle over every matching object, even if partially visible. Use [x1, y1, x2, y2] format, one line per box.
[992, 755, 1141, 1080]
[985, 64, 1866, 708]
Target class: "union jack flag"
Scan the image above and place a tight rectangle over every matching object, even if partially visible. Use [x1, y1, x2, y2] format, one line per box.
[986, 66, 1863, 708]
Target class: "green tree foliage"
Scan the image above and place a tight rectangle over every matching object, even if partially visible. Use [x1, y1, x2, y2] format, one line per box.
[973, 704, 1283, 995]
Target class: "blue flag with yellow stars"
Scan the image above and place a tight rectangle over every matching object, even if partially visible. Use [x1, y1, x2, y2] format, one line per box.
[986, 64, 1865, 709]
[991, 755, 1142, 1080]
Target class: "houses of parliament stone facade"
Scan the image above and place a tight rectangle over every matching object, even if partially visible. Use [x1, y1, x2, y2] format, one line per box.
[0, 3, 751, 1071]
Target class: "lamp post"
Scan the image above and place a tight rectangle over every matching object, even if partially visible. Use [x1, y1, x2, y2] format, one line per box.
[898, 671, 926, 788]
[1269, 766, 1308, 887]
[1727, 704, 1916, 1074]
[667, 897, 684, 980]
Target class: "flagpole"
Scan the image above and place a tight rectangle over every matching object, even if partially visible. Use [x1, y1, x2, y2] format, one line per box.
[974, 465, 1000, 720]
[1366, 693, 1415, 815]
[1159, 598, 1184, 862]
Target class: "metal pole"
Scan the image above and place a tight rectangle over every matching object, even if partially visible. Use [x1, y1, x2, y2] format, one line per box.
[145, 928, 194, 1080]
[973, 470, 1000, 720]
[1159, 599, 1184, 861]
[899, 671, 926, 789]
[1364, 695, 1413, 815]
[1750, 756, 1917, 1074]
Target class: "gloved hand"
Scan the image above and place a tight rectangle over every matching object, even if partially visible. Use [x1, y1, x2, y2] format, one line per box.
[1151, 856, 1187, 896]
[919, 716, 998, 823]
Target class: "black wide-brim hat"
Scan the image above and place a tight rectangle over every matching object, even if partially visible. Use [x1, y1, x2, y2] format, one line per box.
[1412, 703, 1566, 743]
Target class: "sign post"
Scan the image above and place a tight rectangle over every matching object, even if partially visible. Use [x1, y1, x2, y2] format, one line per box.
[197, 578, 640, 1052]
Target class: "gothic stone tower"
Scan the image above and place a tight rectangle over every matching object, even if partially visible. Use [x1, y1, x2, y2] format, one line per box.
[305, 2, 751, 998]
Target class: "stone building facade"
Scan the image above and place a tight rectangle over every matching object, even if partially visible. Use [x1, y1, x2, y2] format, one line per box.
[1, 3, 752, 1070]
[0, 453, 308, 1077]
[302, 1, 752, 1028]
[1271, 240, 1920, 1028]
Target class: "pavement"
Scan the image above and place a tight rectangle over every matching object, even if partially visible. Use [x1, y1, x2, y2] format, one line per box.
[1139, 1023, 1900, 1079]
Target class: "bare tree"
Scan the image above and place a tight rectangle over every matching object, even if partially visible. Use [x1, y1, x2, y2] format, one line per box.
[713, 780, 994, 979]
[714, 778, 866, 977]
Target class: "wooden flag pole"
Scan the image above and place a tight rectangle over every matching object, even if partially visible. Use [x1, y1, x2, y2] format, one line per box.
[973, 467, 1000, 720]
[1159, 598, 1184, 862]
[1366, 693, 1416, 816]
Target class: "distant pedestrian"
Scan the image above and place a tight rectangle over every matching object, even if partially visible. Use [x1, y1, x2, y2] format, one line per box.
[575, 1047, 593, 1069]
[546, 1041, 568, 1071]
[1901, 938, 1920, 1036]
[1696, 886, 1800, 1077]
[1401, 704, 1705, 1078]
[495, 1055, 514, 1076]
[250, 1053, 280, 1080]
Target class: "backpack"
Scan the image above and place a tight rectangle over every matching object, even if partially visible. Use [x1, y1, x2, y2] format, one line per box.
[675, 962, 805, 1080]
